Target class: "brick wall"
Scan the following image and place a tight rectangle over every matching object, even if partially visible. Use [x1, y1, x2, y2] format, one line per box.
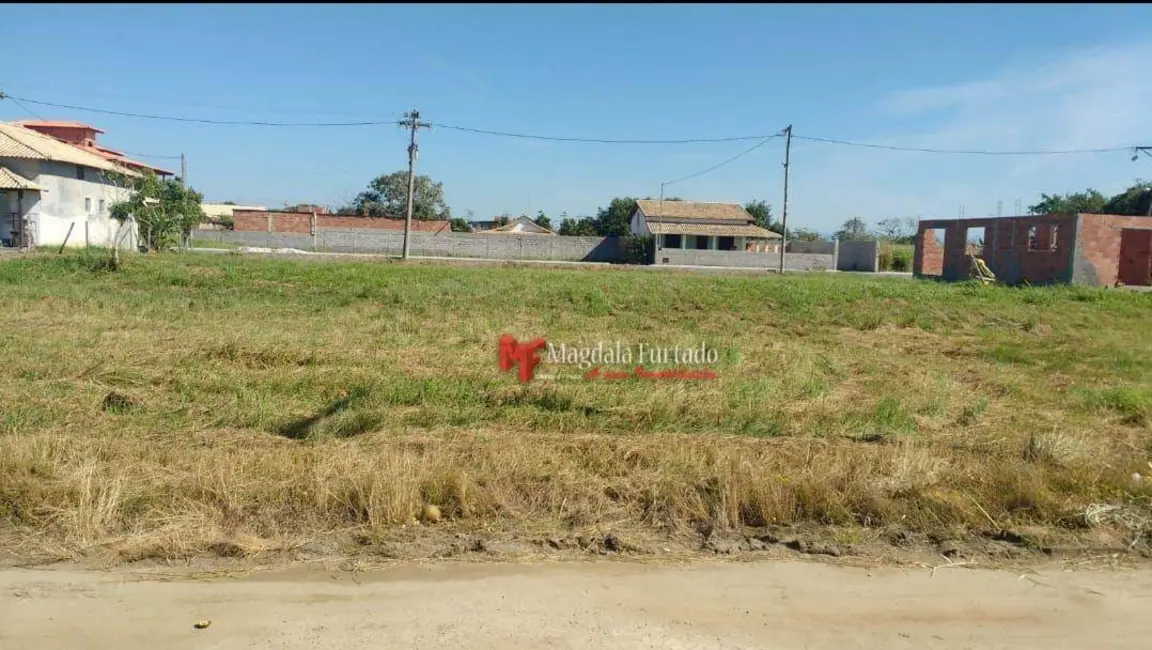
[232, 209, 450, 234]
[1073, 214, 1152, 286]
[916, 215, 1079, 285]
[915, 228, 944, 276]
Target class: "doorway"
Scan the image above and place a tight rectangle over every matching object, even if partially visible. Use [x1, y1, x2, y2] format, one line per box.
[1118, 229, 1152, 286]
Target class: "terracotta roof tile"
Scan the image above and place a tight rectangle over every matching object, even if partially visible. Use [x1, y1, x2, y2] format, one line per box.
[0, 165, 45, 191]
[648, 222, 781, 238]
[636, 200, 752, 221]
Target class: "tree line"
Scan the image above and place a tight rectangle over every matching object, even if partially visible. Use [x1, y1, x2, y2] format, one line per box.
[336, 171, 1152, 240]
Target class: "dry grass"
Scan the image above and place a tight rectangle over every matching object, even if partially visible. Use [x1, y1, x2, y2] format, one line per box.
[1, 250, 1150, 563]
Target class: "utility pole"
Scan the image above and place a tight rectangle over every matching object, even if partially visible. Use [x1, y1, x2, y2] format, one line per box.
[399, 109, 432, 260]
[778, 124, 792, 275]
[180, 153, 187, 184]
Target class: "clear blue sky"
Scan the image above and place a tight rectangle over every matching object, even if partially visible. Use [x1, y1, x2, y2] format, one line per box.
[5, 4, 1152, 233]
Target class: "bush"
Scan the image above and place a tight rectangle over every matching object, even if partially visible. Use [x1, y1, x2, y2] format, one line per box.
[890, 249, 911, 272]
[620, 235, 654, 265]
[878, 250, 893, 271]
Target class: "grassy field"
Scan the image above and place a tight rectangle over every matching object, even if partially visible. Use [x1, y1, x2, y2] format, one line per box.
[1, 251, 1150, 563]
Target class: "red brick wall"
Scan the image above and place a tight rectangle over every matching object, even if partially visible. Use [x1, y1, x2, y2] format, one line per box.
[916, 228, 944, 276]
[233, 210, 451, 234]
[1118, 229, 1152, 286]
[1077, 214, 1152, 286]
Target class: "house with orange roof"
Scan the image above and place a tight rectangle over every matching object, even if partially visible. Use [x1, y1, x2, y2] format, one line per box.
[0, 120, 167, 249]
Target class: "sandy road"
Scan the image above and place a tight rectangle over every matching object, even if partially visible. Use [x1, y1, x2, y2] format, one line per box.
[2, 559, 1151, 649]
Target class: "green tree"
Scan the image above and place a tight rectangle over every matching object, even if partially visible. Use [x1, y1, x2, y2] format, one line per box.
[109, 171, 205, 251]
[743, 200, 780, 234]
[558, 217, 598, 236]
[1104, 180, 1152, 216]
[1028, 189, 1107, 215]
[449, 218, 470, 232]
[874, 217, 917, 243]
[789, 228, 824, 242]
[594, 197, 638, 236]
[345, 171, 451, 220]
[534, 210, 553, 231]
[835, 217, 870, 242]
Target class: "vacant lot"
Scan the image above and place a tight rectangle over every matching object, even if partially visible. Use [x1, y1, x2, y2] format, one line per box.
[0, 251, 1150, 565]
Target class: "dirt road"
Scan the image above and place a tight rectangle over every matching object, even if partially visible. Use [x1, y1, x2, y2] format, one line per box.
[3, 559, 1150, 649]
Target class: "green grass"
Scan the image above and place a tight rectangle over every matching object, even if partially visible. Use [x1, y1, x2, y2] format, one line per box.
[1, 250, 1150, 563]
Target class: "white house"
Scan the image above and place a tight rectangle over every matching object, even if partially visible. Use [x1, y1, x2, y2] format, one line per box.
[477, 214, 557, 235]
[0, 121, 170, 249]
[630, 199, 781, 253]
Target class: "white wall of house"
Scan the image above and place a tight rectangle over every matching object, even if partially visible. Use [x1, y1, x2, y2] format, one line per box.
[2, 159, 137, 248]
[629, 209, 650, 236]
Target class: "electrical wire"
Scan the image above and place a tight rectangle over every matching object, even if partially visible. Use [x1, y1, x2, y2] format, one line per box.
[6, 95, 399, 127]
[1, 92, 1143, 155]
[429, 122, 779, 144]
[791, 134, 1132, 156]
[663, 136, 780, 187]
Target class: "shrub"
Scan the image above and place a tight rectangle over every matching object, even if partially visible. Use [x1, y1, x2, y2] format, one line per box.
[620, 235, 654, 265]
[890, 249, 911, 272]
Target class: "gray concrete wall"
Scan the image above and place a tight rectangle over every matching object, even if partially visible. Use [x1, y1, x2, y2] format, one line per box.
[836, 241, 879, 272]
[787, 240, 836, 255]
[654, 247, 833, 271]
[197, 229, 624, 262]
[195, 229, 841, 271]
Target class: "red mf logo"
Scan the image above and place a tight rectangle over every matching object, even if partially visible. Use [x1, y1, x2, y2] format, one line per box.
[498, 334, 547, 383]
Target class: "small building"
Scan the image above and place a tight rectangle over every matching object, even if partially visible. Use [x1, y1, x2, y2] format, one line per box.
[1, 121, 151, 249]
[200, 203, 267, 229]
[914, 213, 1152, 287]
[477, 215, 556, 235]
[629, 199, 782, 266]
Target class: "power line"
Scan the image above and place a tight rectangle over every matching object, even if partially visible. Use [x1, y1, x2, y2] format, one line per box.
[429, 122, 779, 144]
[791, 134, 1131, 156]
[663, 136, 780, 186]
[0, 91, 1142, 155]
[118, 150, 184, 160]
[5, 95, 398, 127]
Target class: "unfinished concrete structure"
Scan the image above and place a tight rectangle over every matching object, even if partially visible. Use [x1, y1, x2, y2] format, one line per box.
[914, 213, 1152, 287]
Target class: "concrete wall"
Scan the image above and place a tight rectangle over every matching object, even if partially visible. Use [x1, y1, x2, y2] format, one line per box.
[197, 228, 624, 262]
[2, 159, 136, 248]
[786, 240, 836, 255]
[836, 241, 878, 272]
[654, 247, 833, 271]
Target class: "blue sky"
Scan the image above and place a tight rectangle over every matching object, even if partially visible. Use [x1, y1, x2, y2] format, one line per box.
[5, 4, 1152, 233]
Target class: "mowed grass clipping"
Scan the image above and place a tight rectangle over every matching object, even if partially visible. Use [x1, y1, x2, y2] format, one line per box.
[1, 251, 1150, 562]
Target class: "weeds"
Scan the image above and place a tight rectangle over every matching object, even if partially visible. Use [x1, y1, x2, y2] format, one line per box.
[0, 251, 1150, 562]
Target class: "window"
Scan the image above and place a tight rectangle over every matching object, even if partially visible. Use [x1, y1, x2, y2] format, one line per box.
[99, 199, 106, 214]
[1027, 224, 1059, 251]
[718, 236, 736, 251]
[76, 166, 85, 180]
[694, 235, 710, 250]
[84, 197, 92, 213]
[663, 234, 682, 249]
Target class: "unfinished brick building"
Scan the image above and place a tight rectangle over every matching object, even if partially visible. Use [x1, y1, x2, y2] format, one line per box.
[914, 213, 1152, 287]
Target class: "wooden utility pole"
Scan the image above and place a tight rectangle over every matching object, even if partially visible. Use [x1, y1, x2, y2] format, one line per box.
[180, 153, 187, 184]
[778, 125, 792, 275]
[399, 109, 432, 260]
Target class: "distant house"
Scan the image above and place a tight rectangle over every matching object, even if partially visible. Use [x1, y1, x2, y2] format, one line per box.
[199, 203, 268, 229]
[477, 215, 556, 235]
[629, 199, 781, 252]
[0, 121, 163, 249]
